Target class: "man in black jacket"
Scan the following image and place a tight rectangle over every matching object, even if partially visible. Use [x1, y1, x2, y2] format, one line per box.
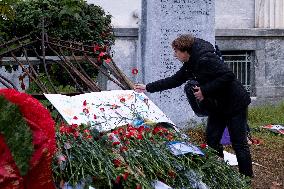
[134, 34, 253, 177]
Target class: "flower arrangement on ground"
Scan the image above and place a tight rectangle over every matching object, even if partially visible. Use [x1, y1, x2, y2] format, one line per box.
[53, 122, 250, 189]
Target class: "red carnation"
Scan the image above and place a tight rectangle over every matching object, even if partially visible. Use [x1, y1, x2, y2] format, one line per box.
[113, 159, 122, 167]
[136, 133, 143, 140]
[120, 146, 128, 152]
[200, 143, 207, 149]
[137, 126, 145, 133]
[122, 172, 129, 180]
[132, 68, 138, 75]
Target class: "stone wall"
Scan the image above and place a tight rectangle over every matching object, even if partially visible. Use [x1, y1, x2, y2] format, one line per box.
[107, 28, 139, 90]
[216, 29, 284, 105]
[110, 28, 284, 107]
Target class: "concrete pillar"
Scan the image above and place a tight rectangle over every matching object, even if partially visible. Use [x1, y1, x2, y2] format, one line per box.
[255, 0, 284, 28]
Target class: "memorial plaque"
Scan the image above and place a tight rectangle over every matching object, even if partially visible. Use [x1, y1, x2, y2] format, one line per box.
[139, 0, 215, 126]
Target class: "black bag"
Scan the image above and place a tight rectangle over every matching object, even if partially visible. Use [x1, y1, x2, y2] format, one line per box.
[184, 80, 218, 117]
[184, 80, 208, 117]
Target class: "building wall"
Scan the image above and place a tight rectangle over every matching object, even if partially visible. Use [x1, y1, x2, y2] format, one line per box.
[215, 29, 284, 105]
[87, 0, 141, 28]
[87, 0, 284, 106]
[0, 1, 282, 115]
[215, 0, 255, 29]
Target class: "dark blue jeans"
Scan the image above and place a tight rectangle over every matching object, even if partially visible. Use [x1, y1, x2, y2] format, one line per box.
[206, 109, 253, 177]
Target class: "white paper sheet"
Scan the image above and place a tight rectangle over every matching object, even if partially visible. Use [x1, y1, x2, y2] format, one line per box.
[44, 90, 174, 131]
[223, 151, 238, 166]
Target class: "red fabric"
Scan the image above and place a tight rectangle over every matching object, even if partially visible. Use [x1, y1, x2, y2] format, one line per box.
[0, 135, 24, 189]
[0, 89, 56, 189]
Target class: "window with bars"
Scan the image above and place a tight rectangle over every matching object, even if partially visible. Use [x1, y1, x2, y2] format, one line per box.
[221, 51, 254, 95]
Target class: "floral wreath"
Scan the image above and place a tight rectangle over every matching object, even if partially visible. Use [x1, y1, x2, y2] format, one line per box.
[0, 89, 56, 189]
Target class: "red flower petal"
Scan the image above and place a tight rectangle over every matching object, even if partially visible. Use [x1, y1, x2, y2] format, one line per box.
[132, 68, 138, 75]
[112, 141, 120, 146]
[122, 172, 129, 180]
[84, 129, 90, 133]
[108, 134, 114, 140]
[115, 175, 121, 184]
[73, 116, 78, 120]
[104, 58, 112, 64]
[83, 100, 87, 106]
[83, 108, 89, 114]
[93, 44, 100, 52]
[99, 52, 105, 57]
[136, 133, 143, 140]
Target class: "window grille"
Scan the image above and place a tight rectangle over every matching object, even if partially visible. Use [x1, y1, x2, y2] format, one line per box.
[221, 51, 253, 94]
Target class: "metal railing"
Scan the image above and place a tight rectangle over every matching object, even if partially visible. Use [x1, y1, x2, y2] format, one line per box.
[222, 51, 252, 93]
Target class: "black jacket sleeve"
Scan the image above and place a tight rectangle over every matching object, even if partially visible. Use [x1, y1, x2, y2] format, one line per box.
[199, 57, 235, 97]
[146, 66, 188, 93]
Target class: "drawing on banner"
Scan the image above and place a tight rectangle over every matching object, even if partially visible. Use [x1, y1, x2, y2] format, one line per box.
[45, 90, 174, 131]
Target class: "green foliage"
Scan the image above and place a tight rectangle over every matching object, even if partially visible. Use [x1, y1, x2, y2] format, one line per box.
[0, 0, 114, 94]
[248, 102, 284, 149]
[0, 0, 20, 42]
[0, 96, 34, 176]
[0, 0, 19, 20]
[26, 73, 77, 94]
[0, 0, 114, 44]
[248, 101, 284, 128]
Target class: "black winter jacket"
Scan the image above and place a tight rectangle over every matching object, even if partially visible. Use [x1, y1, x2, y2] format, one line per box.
[146, 38, 251, 116]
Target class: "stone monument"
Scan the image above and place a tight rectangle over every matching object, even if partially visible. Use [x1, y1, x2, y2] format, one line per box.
[139, 0, 215, 127]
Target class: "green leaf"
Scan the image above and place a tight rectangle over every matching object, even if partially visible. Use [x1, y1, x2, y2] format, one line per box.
[0, 96, 34, 176]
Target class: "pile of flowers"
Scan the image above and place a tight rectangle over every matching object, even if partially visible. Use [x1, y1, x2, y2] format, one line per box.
[53, 122, 250, 189]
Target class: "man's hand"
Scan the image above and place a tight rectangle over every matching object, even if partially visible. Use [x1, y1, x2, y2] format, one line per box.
[134, 84, 147, 93]
[193, 86, 204, 101]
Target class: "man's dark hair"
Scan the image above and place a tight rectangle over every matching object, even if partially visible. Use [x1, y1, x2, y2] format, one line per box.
[171, 34, 195, 53]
